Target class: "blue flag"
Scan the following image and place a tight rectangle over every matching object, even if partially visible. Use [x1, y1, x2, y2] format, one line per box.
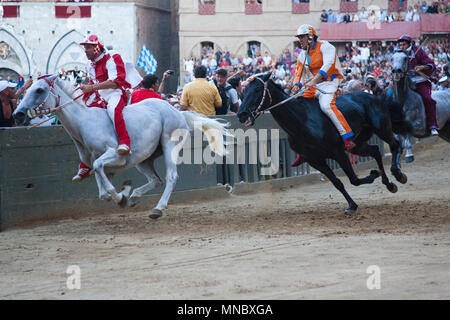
[137, 44, 157, 74]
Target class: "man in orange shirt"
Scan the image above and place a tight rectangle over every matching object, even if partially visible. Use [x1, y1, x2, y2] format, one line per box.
[290, 24, 355, 166]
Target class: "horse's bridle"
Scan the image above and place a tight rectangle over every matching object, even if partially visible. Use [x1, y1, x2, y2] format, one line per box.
[249, 73, 309, 121]
[27, 76, 82, 119]
[249, 75, 273, 121]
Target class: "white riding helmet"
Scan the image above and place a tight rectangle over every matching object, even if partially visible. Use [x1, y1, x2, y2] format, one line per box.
[295, 24, 317, 42]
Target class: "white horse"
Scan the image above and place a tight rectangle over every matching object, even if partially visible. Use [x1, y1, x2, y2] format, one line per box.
[13, 75, 232, 219]
[391, 50, 450, 163]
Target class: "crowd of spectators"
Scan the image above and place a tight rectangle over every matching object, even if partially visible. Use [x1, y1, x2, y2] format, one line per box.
[181, 36, 449, 113]
[1, 34, 449, 128]
[320, 0, 449, 24]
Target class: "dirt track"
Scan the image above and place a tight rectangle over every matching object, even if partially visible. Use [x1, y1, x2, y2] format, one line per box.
[0, 138, 449, 299]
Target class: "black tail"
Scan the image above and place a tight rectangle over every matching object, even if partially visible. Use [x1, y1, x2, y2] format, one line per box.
[379, 95, 411, 134]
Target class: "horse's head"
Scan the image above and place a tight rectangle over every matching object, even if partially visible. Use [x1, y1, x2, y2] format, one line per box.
[13, 74, 60, 126]
[391, 50, 409, 82]
[237, 71, 273, 126]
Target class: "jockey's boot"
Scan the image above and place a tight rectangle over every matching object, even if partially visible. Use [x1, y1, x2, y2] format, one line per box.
[431, 128, 439, 136]
[117, 144, 131, 156]
[343, 138, 356, 152]
[291, 155, 305, 167]
[72, 166, 92, 182]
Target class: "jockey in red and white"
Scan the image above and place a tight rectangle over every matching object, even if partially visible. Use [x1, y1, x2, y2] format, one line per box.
[73, 34, 142, 182]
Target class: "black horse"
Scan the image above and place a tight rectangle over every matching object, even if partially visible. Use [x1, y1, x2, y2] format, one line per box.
[237, 72, 409, 214]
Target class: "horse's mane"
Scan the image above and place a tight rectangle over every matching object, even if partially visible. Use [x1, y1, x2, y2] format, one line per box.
[56, 78, 86, 107]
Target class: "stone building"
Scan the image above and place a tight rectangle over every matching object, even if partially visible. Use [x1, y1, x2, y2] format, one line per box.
[0, 0, 179, 92]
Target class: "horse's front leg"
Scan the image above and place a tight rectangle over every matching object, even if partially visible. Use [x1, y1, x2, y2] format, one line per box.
[404, 134, 415, 163]
[95, 172, 113, 201]
[93, 148, 127, 205]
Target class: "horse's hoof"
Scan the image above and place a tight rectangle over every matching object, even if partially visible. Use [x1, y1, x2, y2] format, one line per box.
[225, 183, 233, 193]
[370, 170, 380, 178]
[388, 183, 398, 193]
[399, 173, 407, 184]
[118, 194, 128, 208]
[405, 156, 414, 163]
[149, 209, 162, 220]
[122, 180, 132, 187]
[345, 207, 357, 215]
[100, 194, 112, 202]
[128, 196, 139, 208]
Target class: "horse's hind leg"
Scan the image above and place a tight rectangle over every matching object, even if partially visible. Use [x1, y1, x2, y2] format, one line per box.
[378, 131, 408, 184]
[308, 160, 358, 214]
[93, 148, 127, 205]
[128, 157, 163, 207]
[149, 141, 180, 219]
[351, 142, 398, 193]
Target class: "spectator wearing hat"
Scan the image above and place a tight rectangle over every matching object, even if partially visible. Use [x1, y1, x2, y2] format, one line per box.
[0, 78, 32, 127]
[211, 68, 240, 115]
[436, 76, 448, 91]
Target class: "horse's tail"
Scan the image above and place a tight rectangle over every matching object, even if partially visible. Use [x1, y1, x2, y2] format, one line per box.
[379, 95, 411, 134]
[181, 111, 234, 156]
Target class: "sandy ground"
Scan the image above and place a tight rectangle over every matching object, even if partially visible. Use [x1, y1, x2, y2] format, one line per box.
[0, 138, 449, 300]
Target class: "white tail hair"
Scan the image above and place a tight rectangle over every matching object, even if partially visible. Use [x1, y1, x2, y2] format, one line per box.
[181, 111, 234, 156]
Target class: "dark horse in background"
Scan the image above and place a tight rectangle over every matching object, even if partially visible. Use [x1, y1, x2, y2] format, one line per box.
[391, 50, 450, 163]
[237, 72, 409, 214]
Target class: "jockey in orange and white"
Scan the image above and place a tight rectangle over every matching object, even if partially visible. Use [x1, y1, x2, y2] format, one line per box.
[290, 24, 356, 167]
[73, 34, 142, 182]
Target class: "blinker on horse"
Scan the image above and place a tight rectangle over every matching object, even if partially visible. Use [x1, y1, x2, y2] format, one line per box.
[238, 72, 409, 214]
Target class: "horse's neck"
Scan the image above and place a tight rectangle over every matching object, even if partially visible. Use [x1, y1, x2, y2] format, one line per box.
[393, 76, 411, 105]
[267, 84, 306, 139]
[52, 84, 87, 142]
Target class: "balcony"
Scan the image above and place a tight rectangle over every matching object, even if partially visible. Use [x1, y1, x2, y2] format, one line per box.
[340, 1, 358, 13]
[292, 1, 310, 14]
[320, 14, 450, 41]
[2, 5, 20, 18]
[55, 4, 91, 18]
[198, 1, 215, 15]
[245, 0, 262, 15]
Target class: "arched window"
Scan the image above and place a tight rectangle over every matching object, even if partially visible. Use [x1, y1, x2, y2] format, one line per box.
[0, 68, 20, 81]
[247, 41, 261, 58]
[200, 41, 215, 58]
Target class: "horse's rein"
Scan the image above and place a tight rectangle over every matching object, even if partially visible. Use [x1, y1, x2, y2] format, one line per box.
[250, 74, 333, 119]
[27, 79, 83, 129]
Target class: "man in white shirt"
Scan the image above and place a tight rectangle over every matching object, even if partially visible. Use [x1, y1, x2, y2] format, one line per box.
[184, 57, 194, 76]
[359, 43, 370, 66]
[263, 51, 272, 67]
[404, 6, 414, 21]
[243, 54, 252, 67]
[359, 7, 369, 22]
[336, 10, 344, 23]
[378, 8, 387, 22]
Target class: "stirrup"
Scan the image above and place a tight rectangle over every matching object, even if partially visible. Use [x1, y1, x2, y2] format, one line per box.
[117, 144, 131, 156]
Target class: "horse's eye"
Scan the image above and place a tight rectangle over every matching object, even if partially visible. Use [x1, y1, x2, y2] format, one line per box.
[36, 88, 44, 94]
